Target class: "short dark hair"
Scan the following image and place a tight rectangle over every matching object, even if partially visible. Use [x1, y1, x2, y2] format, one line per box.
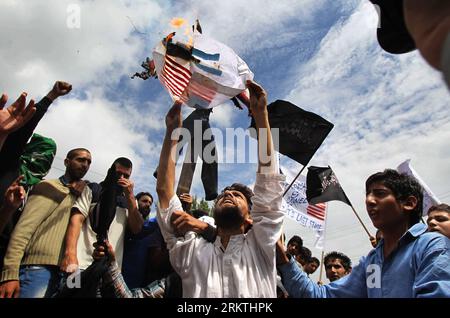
[366, 169, 423, 226]
[217, 183, 254, 208]
[66, 148, 90, 160]
[287, 235, 303, 248]
[136, 192, 153, 203]
[113, 157, 133, 169]
[309, 256, 320, 266]
[324, 251, 352, 271]
[299, 246, 312, 261]
[428, 203, 450, 214]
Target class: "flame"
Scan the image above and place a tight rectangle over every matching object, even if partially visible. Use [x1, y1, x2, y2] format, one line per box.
[187, 36, 194, 48]
[182, 24, 194, 48]
[170, 17, 186, 28]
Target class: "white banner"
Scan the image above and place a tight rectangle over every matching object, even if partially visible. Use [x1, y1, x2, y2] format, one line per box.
[397, 159, 441, 216]
[281, 166, 327, 249]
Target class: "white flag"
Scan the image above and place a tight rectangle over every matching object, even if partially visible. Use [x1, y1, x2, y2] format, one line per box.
[397, 159, 441, 216]
[281, 166, 327, 250]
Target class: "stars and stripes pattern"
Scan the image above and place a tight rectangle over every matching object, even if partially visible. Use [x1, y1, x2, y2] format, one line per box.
[306, 203, 326, 221]
[160, 55, 217, 106]
[160, 55, 191, 100]
[188, 78, 216, 103]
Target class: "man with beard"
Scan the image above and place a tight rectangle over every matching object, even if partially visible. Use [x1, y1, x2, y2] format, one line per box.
[156, 80, 285, 297]
[0, 148, 91, 298]
[121, 192, 168, 289]
[60, 157, 142, 276]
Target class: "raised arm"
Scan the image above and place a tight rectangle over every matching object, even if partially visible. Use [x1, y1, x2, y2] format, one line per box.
[246, 81, 276, 174]
[156, 101, 182, 209]
[0, 81, 71, 165]
[0, 93, 36, 150]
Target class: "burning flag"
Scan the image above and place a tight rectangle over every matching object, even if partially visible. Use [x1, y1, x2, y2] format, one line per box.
[152, 20, 254, 109]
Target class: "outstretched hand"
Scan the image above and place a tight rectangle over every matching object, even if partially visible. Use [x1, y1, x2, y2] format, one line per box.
[0, 92, 36, 136]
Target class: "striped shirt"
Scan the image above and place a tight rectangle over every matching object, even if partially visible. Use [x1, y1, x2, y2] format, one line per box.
[102, 262, 165, 298]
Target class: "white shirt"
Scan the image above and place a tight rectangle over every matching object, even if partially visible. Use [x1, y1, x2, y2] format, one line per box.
[72, 186, 128, 270]
[157, 172, 285, 298]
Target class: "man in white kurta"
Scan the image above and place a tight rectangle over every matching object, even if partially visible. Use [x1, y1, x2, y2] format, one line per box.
[156, 81, 285, 298]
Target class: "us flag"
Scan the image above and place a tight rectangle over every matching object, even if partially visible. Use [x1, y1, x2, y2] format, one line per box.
[161, 55, 191, 100]
[188, 78, 216, 103]
[306, 203, 326, 221]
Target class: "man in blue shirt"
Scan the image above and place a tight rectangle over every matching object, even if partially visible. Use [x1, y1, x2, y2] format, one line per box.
[122, 192, 167, 289]
[278, 169, 450, 297]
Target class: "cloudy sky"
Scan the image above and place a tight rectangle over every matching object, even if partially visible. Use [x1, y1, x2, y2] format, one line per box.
[1, 0, 449, 282]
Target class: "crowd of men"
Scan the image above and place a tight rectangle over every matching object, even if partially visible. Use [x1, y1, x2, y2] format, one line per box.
[0, 0, 449, 298]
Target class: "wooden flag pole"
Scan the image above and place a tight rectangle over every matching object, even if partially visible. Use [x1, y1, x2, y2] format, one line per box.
[349, 203, 372, 238]
[283, 165, 307, 197]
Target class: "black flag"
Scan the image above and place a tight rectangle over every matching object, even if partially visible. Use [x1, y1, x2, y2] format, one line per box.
[306, 166, 351, 206]
[250, 100, 334, 166]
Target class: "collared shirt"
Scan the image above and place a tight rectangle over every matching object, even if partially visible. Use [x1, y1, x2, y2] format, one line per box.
[157, 173, 286, 298]
[279, 223, 450, 298]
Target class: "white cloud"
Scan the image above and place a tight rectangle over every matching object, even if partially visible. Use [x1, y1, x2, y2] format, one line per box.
[0, 0, 164, 98]
[37, 89, 160, 184]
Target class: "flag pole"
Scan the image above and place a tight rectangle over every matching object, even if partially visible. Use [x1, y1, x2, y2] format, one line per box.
[349, 203, 372, 238]
[318, 250, 325, 283]
[330, 167, 372, 239]
[283, 165, 307, 197]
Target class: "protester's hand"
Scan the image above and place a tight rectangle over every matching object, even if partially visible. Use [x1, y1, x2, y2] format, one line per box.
[46, 81, 72, 101]
[3, 176, 25, 212]
[60, 253, 79, 273]
[0, 93, 36, 135]
[170, 210, 208, 236]
[317, 281, 323, 286]
[369, 235, 377, 248]
[179, 193, 193, 211]
[68, 180, 86, 198]
[117, 177, 134, 197]
[165, 100, 182, 133]
[0, 280, 20, 298]
[93, 240, 115, 263]
[276, 236, 289, 266]
[246, 80, 267, 118]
